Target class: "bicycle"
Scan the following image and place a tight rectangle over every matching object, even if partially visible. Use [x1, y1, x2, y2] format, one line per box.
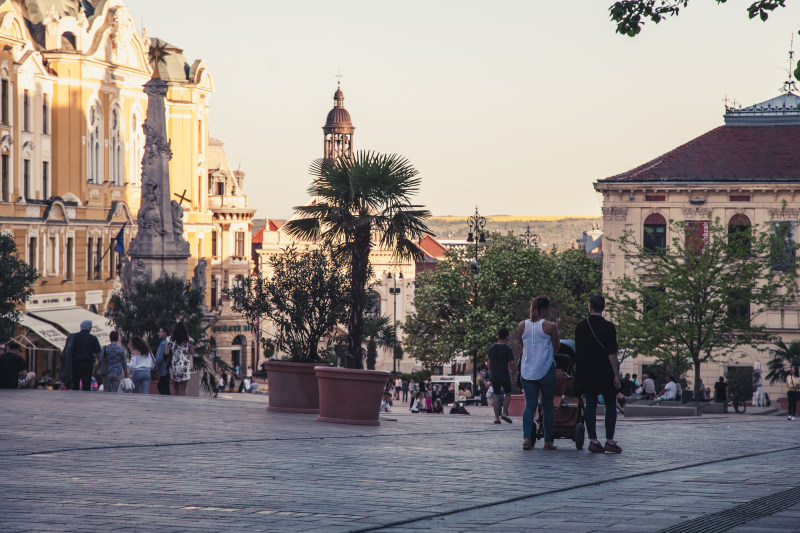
[729, 387, 747, 414]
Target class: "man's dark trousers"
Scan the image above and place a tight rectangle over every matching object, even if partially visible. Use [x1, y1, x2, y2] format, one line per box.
[71, 359, 93, 391]
[157, 375, 171, 395]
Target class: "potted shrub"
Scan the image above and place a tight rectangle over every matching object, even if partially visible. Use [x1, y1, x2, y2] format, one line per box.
[226, 245, 348, 413]
[284, 151, 431, 425]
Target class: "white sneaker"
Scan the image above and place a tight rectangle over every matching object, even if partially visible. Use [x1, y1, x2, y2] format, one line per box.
[789, 415, 793, 420]
[793, 416, 796, 421]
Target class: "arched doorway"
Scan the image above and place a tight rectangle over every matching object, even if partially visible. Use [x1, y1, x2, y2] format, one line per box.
[231, 335, 246, 376]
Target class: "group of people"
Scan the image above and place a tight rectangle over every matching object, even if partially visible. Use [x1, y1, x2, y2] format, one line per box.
[216, 367, 259, 395]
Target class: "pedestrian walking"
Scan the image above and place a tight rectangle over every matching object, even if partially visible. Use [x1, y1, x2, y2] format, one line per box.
[394, 377, 401, 400]
[127, 335, 155, 394]
[98, 330, 127, 393]
[517, 296, 560, 451]
[786, 365, 799, 421]
[153, 326, 171, 395]
[574, 293, 622, 454]
[488, 327, 515, 424]
[70, 320, 101, 391]
[165, 322, 194, 396]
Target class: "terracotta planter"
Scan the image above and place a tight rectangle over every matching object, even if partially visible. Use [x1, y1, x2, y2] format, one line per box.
[315, 366, 391, 426]
[507, 394, 526, 417]
[265, 361, 320, 414]
[778, 396, 800, 413]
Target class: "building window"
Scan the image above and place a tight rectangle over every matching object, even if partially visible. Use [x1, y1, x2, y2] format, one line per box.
[95, 238, 103, 280]
[727, 290, 750, 326]
[23, 159, 30, 200]
[730, 194, 750, 202]
[0, 154, 7, 202]
[110, 108, 123, 185]
[28, 236, 37, 269]
[728, 214, 751, 257]
[645, 194, 666, 201]
[685, 220, 709, 256]
[643, 286, 664, 317]
[770, 221, 796, 272]
[22, 90, 29, 132]
[210, 278, 217, 308]
[42, 161, 49, 199]
[46, 236, 56, 276]
[42, 93, 49, 134]
[66, 237, 74, 280]
[197, 119, 203, 153]
[211, 231, 217, 257]
[234, 231, 245, 257]
[87, 237, 94, 278]
[87, 102, 102, 184]
[1, 79, 8, 125]
[643, 213, 666, 253]
[216, 181, 225, 195]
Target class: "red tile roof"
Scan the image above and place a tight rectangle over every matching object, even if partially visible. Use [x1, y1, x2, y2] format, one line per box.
[251, 226, 264, 244]
[268, 219, 283, 231]
[417, 234, 448, 260]
[599, 125, 800, 183]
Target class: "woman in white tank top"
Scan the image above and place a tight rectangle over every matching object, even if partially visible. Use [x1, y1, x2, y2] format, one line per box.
[516, 296, 560, 450]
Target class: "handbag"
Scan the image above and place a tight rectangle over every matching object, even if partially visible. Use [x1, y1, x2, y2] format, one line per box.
[95, 346, 108, 379]
[150, 353, 160, 382]
[119, 377, 134, 392]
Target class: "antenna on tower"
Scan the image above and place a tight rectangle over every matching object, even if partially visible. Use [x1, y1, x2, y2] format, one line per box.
[781, 33, 798, 94]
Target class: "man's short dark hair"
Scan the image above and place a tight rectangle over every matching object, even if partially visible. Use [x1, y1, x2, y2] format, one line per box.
[109, 330, 119, 342]
[5, 340, 21, 352]
[497, 328, 509, 340]
[589, 293, 605, 313]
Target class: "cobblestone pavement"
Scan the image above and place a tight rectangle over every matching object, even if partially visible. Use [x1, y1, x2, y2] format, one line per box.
[1, 390, 799, 532]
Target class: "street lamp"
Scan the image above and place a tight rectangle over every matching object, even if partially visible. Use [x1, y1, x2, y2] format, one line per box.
[521, 224, 541, 247]
[466, 206, 486, 387]
[387, 269, 403, 374]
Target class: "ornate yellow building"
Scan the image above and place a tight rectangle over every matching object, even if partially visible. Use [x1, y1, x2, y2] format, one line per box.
[0, 0, 253, 375]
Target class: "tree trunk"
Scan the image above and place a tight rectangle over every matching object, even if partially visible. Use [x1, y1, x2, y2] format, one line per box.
[693, 357, 702, 401]
[346, 226, 372, 369]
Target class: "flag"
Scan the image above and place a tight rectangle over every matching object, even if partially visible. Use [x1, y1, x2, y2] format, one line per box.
[114, 224, 126, 255]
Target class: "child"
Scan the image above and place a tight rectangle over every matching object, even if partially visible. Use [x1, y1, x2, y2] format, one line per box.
[425, 392, 433, 413]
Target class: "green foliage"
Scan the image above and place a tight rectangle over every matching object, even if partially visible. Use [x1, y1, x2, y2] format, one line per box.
[400, 370, 432, 383]
[283, 151, 431, 369]
[403, 233, 602, 371]
[105, 275, 218, 393]
[0, 233, 39, 341]
[725, 366, 759, 400]
[609, 1, 788, 37]
[766, 339, 800, 385]
[363, 310, 397, 370]
[611, 217, 798, 396]
[226, 245, 348, 363]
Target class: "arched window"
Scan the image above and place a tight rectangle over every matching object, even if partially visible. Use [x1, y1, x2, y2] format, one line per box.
[130, 113, 144, 186]
[87, 102, 102, 184]
[728, 214, 751, 256]
[643, 213, 666, 252]
[109, 107, 123, 185]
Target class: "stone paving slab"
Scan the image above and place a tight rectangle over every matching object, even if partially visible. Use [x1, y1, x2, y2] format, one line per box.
[1, 390, 799, 532]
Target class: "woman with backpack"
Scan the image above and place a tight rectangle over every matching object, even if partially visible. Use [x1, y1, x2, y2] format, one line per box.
[165, 322, 194, 396]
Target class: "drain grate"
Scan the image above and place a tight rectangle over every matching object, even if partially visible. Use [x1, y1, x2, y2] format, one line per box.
[657, 485, 800, 533]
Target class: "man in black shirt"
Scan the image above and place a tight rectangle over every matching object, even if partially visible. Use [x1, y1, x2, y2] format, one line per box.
[71, 320, 101, 391]
[574, 294, 622, 454]
[713, 376, 728, 403]
[488, 328, 515, 424]
[0, 341, 36, 389]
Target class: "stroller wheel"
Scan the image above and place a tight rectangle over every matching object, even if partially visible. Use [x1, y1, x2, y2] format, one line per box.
[574, 422, 585, 450]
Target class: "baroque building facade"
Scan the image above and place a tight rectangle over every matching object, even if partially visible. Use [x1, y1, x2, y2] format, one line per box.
[0, 0, 253, 375]
[595, 88, 800, 399]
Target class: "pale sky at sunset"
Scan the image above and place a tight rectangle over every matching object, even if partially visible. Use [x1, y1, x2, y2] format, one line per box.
[126, 0, 800, 220]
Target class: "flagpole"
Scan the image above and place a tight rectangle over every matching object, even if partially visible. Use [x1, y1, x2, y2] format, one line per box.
[95, 224, 127, 275]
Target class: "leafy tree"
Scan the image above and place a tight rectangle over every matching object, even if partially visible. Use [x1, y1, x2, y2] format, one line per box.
[226, 245, 348, 363]
[0, 233, 39, 341]
[105, 275, 219, 392]
[609, 0, 789, 37]
[363, 313, 397, 370]
[283, 151, 431, 369]
[766, 339, 800, 384]
[611, 217, 799, 398]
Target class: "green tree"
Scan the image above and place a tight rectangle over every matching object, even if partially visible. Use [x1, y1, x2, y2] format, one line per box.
[283, 151, 431, 369]
[105, 275, 219, 392]
[609, 0, 789, 37]
[363, 312, 397, 370]
[0, 233, 39, 341]
[766, 339, 800, 385]
[226, 245, 349, 363]
[611, 218, 799, 398]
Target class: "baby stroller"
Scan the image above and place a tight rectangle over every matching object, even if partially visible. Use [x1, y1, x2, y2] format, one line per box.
[531, 340, 585, 449]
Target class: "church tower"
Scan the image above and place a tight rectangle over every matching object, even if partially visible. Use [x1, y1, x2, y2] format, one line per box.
[323, 82, 355, 160]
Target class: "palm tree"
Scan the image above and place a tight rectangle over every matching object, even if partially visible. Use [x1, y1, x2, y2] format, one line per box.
[363, 314, 398, 370]
[283, 151, 431, 369]
[766, 339, 800, 384]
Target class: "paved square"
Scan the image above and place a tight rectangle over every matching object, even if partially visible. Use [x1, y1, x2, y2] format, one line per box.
[1, 390, 798, 532]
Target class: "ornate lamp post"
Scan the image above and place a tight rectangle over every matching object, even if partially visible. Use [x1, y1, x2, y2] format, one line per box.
[521, 224, 541, 247]
[466, 206, 486, 387]
[386, 268, 404, 374]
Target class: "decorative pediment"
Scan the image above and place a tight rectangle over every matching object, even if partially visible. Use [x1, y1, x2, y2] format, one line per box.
[1, 133, 13, 153]
[106, 200, 134, 224]
[42, 198, 70, 223]
[190, 60, 214, 91]
[682, 207, 711, 220]
[0, 11, 28, 42]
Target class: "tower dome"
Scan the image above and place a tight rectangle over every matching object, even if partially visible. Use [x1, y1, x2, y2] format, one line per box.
[323, 82, 355, 160]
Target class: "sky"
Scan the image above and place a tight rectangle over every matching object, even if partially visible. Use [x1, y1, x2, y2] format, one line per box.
[125, 0, 800, 220]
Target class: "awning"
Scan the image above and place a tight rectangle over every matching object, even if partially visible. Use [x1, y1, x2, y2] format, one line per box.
[17, 314, 69, 350]
[30, 308, 113, 347]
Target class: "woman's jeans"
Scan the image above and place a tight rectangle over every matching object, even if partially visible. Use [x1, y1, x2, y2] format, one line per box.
[132, 369, 151, 394]
[522, 364, 557, 443]
[104, 374, 122, 393]
[788, 390, 798, 417]
[584, 391, 617, 441]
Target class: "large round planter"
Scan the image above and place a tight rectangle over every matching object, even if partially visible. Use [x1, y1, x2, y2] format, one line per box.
[315, 366, 391, 426]
[265, 361, 320, 414]
[507, 394, 526, 417]
[778, 396, 799, 413]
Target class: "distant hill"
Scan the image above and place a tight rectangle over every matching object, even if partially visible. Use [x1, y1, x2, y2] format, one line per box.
[427, 215, 602, 250]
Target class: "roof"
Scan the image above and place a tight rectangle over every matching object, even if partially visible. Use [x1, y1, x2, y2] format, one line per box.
[324, 84, 354, 130]
[599, 124, 800, 184]
[417, 234, 448, 260]
[268, 219, 283, 231]
[251, 226, 264, 244]
[600, 93, 800, 184]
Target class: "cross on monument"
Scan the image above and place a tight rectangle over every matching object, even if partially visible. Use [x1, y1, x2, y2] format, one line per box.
[174, 189, 190, 205]
[335, 71, 342, 86]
